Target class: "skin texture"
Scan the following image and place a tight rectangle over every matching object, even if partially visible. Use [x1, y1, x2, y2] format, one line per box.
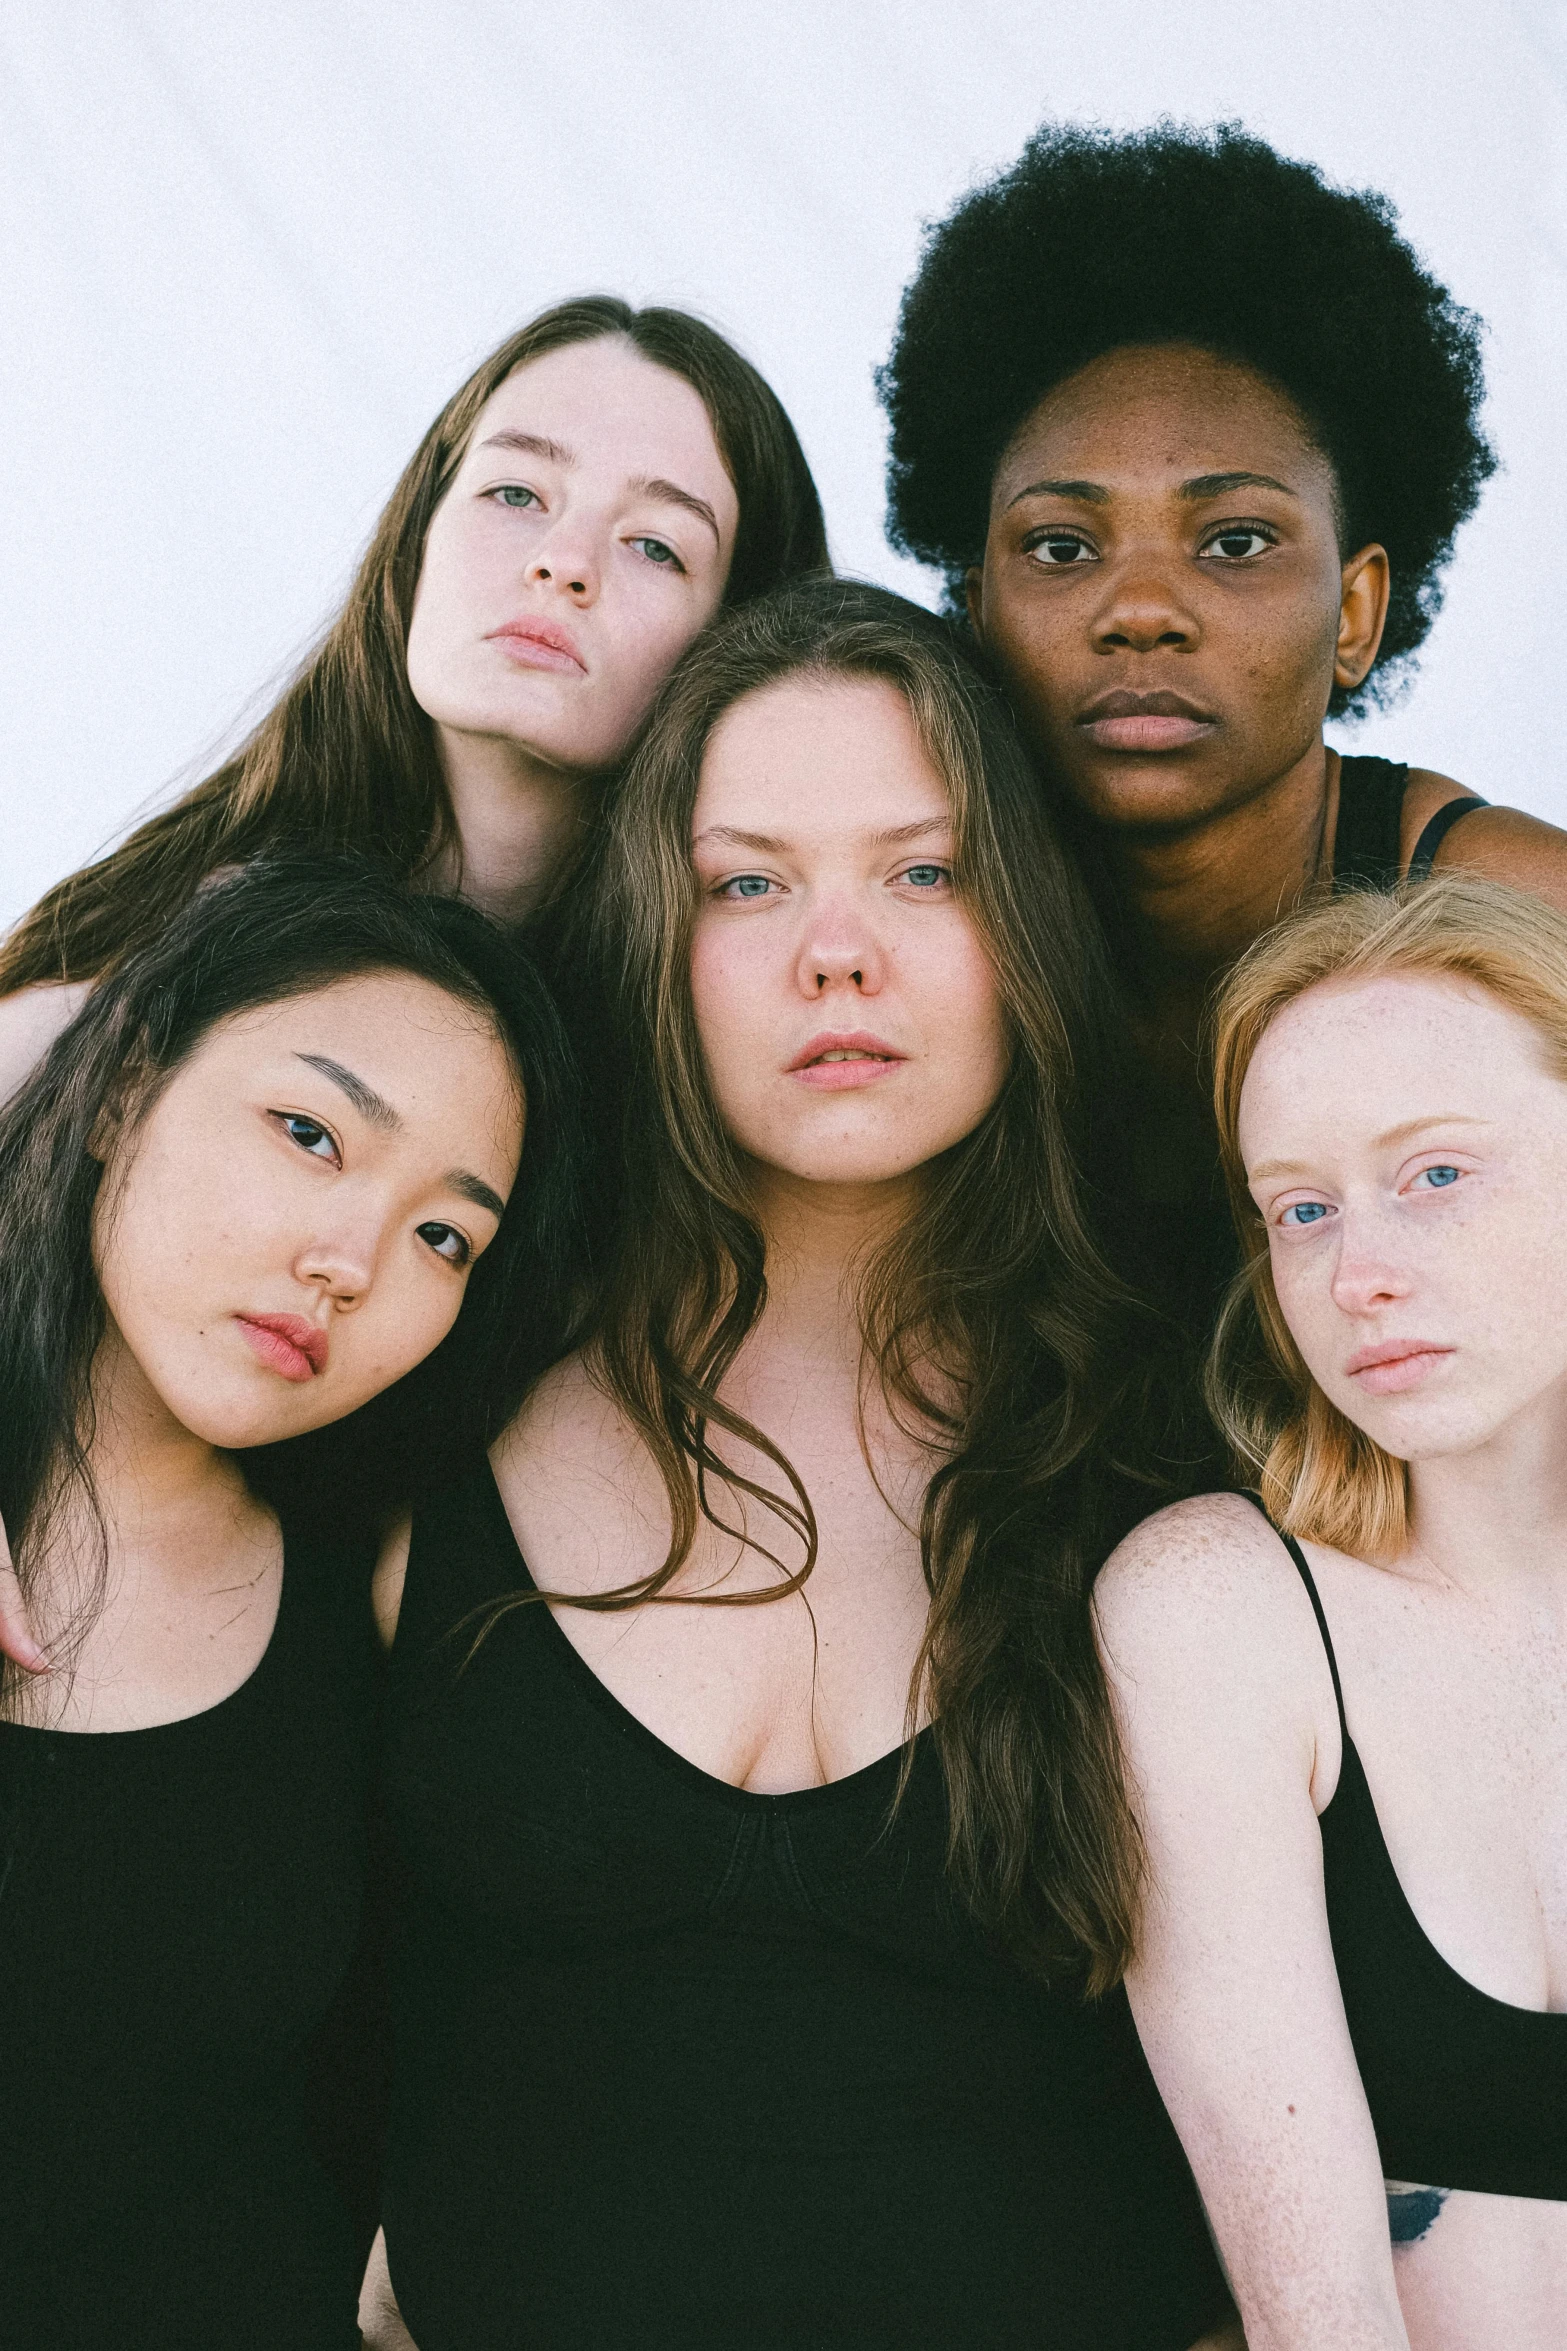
[1097, 972, 1567, 2350]
[968, 343, 1567, 1069]
[409, 335, 739, 924]
[22, 972, 521, 1733]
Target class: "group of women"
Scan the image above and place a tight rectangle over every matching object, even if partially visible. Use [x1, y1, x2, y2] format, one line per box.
[1, 120, 1562, 2351]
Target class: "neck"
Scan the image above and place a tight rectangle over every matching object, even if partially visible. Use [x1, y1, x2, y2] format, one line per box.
[69, 1324, 254, 1573]
[1102, 738, 1336, 1011]
[1405, 1386, 1567, 1604]
[428, 725, 591, 927]
[748, 1167, 920, 1372]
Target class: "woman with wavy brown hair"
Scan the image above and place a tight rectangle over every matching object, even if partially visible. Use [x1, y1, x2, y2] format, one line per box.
[1098, 876, 1567, 2349]
[363, 578, 1236, 2351]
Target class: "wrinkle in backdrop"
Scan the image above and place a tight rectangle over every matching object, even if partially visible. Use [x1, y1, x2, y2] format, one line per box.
[2, 0, 1564, 923]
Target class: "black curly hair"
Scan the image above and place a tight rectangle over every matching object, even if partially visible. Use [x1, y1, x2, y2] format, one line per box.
[879, 121, 1496, 717]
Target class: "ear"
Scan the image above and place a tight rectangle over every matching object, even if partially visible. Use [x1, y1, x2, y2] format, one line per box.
[1334, 543, 1391, 693]
[963, 566, 986, 641]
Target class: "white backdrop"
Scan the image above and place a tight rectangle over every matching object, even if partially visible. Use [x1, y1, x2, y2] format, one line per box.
[3, 0, 1565, 926]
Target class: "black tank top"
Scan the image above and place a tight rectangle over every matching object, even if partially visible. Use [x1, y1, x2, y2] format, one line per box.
[1332, 755, 1487, 891]
[1250, 1500, 1567, 2198]
[0, 1527, 381, 2350]
[381, 1467, 1231, 2351]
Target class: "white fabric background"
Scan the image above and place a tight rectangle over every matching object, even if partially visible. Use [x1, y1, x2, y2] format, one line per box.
[3, 0, 1564, 925]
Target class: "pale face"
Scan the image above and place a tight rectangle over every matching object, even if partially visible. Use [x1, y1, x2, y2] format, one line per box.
[688, 676, 1010, 1193]
[93, 972, 524, 1451]
[407, 337, 739, 776]
[1239, 972, 1567, 1464]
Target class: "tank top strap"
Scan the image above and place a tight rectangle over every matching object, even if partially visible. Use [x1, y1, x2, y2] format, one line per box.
[394, 1458, 529, 1673]
[1237, 1491, 1348, 1738]
[1407, 793, 1488, 880]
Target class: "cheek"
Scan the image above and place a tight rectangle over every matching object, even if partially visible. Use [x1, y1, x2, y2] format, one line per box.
[689, 925, 774, 1111]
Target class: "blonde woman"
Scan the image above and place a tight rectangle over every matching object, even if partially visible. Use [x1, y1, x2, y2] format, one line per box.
[1097, 876, 1567, 2350]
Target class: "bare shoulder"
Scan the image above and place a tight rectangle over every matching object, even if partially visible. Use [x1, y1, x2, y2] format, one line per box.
[1404, 768, 1567, 912]
[489, 1350, 669, 1592]
[1095, 1492, 1326, 1716]
[0, 981, 93, 1103]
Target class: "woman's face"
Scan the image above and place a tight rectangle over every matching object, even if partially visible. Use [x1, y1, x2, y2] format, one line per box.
[689, 675, 1010, 1195]
[970, 343, 1388, 836]
[94, 971, 524, 1450]
[407, 336, 740, 775]
[1239, 972, 1567, 1466]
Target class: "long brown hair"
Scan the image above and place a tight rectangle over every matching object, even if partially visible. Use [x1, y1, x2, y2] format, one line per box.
[1208, 875, 1567, 1560]
[1, 298, 829, 992]
[564, 578, 1171, 1990]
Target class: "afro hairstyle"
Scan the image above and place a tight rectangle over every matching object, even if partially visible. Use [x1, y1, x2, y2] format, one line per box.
[879, 121, 1496, 716]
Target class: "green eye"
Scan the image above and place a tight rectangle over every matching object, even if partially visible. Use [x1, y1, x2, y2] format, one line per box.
[493, 485, 539, 508]
[903, 864, 947, 889]
[631, 536, 683, 570]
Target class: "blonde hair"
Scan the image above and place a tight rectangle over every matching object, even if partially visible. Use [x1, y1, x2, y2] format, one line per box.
[1208, 874, 1567, 1559]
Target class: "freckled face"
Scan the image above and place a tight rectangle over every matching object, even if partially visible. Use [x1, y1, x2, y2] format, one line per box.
[406, 336, 740, 775]
[1239, 973, 1567, 1461]
[971, 344, 1387, 835]
[688, 675, 1011, 1190]
[94, 973, 524, 1450]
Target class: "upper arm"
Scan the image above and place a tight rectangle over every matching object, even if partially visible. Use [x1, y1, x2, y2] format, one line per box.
[1402, 769, 1567, 915]
[0, 981, 93, 1104]
[1095, 1498, 1408, 2349]
[372, 1517, 411, 1651]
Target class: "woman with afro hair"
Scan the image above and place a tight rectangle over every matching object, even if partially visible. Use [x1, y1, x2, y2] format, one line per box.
[880, 121, 1567, 1333]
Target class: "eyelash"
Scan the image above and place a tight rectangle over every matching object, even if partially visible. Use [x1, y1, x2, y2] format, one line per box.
[1274, 1165, 1466, 1228]
[713, 862, 951, 901]
[485, 486, 686, 573]
[275, 1114, 475, 1268]
[1020, 519, 1281, 566]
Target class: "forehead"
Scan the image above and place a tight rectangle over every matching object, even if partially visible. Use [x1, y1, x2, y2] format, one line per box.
[468, 337, 731, 497]
[188, 973, 517, 1121]
[994, 341, 1334, 500]
[694, 675, 950, 841]
[1239, 972, 1555, 1152]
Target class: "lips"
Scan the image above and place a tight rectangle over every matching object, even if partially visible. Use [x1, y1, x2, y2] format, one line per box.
[785, 1032, 907, 1091]
[1344, 1338, 1453, 1397]
[1077, 688, 1217, 753]
[236, 1314, 328, 1383]
[489, 618, 585, 674]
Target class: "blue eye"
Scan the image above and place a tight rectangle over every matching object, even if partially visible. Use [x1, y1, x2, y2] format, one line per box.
[721, 875, 774, 900]
[631, 536, 683, 570]
[1414, 1165, 1461, 1190]
[1280, 1200, 1330, 1227]
[902, 864, 949, 889]
[492, 485, 539, 508]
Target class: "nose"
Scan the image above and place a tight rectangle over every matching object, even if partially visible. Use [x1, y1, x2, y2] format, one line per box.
[796, 893, 886, 998]
[1328, 1210, 1413, 1319]
[525, 514, 599, 604]
[293, 1219, 377, 1312]
[1091, 563, 1199, 656]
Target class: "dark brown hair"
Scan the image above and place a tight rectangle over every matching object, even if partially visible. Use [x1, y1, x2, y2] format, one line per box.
[1, 298, 828, 992]
[554, 577, 1167, 1990]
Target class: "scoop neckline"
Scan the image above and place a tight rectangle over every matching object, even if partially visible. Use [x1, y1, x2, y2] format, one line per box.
[476, 1461, 931, 1812]
[0, 1532, 292, 1743]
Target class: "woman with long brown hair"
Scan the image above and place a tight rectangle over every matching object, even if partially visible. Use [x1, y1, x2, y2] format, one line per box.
[363, 579, 1236, 2350]
[1098, 878, 1567, 2347]
[0, 294, 827, 1662]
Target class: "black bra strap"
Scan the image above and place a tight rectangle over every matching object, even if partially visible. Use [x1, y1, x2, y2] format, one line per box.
[1408, 794, 1488, 880]
[1238, 1492, 1349, 1737]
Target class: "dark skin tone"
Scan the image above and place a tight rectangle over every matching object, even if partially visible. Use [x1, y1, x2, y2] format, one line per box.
[968, 343, 1567, 1093]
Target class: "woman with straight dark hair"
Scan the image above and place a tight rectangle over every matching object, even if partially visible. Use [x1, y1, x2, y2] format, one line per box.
[364, 580, 1236, 2350]
[0, 856, 579, 2351]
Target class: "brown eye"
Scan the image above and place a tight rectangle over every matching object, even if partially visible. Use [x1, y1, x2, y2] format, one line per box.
[417, 1221, 471, 1268]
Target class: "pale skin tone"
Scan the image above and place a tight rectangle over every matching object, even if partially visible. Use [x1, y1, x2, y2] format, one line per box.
[1096, 971, 1567, 2350]
[969, 342, 1567, 1083]
[11, 972, 521, 1733]
[360, 674, 1240, 2351]
[0, 331, 737, 1665]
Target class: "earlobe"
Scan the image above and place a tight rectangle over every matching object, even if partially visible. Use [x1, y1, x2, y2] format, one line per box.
[1334, 543, 1391, 691]
[963, 568, 986, 641]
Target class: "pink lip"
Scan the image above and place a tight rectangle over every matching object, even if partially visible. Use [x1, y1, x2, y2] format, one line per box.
[785, 1030, 907, 1091]
[236, 1314, 328, 1383]
[489, 618, 585, 675]
[1077, 689, 1217, 754]
[1344, 1338, 1453, 1396]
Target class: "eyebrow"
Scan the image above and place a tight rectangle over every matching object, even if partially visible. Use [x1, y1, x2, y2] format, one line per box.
[447, 1170, 507, 1220]
[1006, 469, 1298, 510]
[477, 429, 574, 465]
[1248, 1114, 1488, 1180]
[631, 476, 721, 543]
[296, 1053, 400, 1130]
[693, 818, 951, 854]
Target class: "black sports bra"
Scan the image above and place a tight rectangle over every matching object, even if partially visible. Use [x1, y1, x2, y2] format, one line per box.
[1332, 756, 1487, 892]
[1247, 1498, 1567, 2200]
